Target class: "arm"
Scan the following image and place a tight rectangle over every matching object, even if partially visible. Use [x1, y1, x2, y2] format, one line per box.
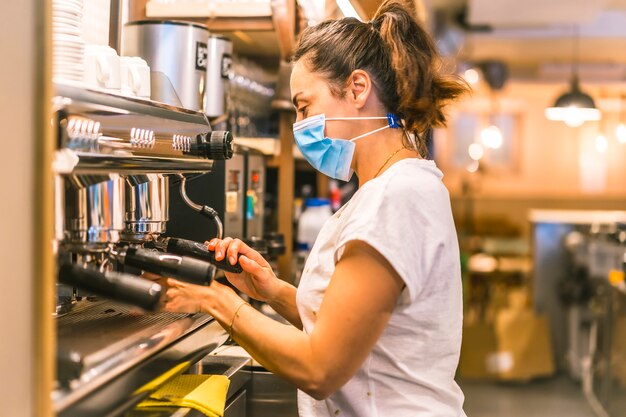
[164, 239, 404, 400]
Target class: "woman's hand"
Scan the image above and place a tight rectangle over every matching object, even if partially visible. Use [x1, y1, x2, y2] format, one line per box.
[207, 237, 280, 303]
[161, 278, 209, 313]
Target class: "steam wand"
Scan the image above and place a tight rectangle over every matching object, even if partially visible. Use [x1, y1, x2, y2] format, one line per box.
[177, 173, 223, 239]
[146, 174, 243, 274]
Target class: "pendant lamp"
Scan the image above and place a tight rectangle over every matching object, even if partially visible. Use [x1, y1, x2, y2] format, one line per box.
[545, 75, 601, 127]
[545, 27, 601, 127]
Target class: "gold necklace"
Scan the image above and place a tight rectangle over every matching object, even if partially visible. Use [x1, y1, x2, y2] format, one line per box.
[374, 146, 407, 178]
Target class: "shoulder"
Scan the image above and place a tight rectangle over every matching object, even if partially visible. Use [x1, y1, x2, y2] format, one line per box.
[360, 158, 446, 204]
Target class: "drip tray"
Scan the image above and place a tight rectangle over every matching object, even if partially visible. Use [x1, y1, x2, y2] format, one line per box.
[58, 300, 198, 369]
[55, 299, 216, 412]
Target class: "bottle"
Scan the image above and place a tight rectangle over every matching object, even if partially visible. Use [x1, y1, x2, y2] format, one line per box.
[297, 198, 333, 251]
[295, 198, 333, 286]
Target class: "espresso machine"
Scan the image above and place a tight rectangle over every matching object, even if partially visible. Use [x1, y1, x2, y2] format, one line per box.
[51, 81, 249, 416]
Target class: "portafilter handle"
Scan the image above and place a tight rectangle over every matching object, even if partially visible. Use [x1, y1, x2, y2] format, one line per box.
[162, 237, 243, 274]
[58, 264, 163, 311]
[118, 247, 214, 285]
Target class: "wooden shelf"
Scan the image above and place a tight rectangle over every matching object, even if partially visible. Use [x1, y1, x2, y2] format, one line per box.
[142, 0, 294, 59]
[146, 1, 273, 19]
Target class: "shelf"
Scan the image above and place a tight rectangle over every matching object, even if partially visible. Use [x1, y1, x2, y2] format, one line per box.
[54, 81, 211, 137]
[235, 136, 304, 159]
[143, 0, 294, 59]
[146, 1, 273, 19]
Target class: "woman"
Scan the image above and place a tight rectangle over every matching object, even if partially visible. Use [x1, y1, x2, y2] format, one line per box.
[163, 1, 469, 415]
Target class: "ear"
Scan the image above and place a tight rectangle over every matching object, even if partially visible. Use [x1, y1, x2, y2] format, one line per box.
[346, 69, 372, 110]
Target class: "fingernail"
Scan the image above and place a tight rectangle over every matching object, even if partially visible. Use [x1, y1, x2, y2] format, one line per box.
[216, 251, 222, 259]
[229, 256, 235, 265]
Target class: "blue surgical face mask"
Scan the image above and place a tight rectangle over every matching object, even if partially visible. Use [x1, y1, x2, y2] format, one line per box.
[292, 113, 401, 181]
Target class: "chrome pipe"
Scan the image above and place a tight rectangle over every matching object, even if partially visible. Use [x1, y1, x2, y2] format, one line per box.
[59, 152, 214, 175]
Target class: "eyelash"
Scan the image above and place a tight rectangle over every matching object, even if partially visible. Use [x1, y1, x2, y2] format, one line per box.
[298, 107, 307, 116]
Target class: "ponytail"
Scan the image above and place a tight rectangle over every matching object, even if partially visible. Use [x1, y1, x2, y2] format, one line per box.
[372, 0, 468, 155]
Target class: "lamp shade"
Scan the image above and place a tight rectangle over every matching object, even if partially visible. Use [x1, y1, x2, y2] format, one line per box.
[545, 77, 601, 127]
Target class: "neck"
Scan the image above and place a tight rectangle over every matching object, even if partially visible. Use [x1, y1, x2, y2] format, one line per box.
[352, 127, 419, 185]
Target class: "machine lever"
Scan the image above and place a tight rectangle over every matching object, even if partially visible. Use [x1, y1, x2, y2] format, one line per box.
[164, 237, 243, 274]
[58, 264, 163, 311]
[119, 247, 214, 286]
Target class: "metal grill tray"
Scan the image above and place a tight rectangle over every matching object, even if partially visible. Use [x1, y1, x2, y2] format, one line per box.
[57, 300, 195, 369]
[54, 299, 225, 416]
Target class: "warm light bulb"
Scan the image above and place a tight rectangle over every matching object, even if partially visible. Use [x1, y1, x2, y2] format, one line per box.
[468, 143, 484, 161]
[563, 111, 585, 128]
[616, 123, 626, 144]
[480, 125, 503, 149]
[463, 68, 480, 85]
[467, 160, 480, 173]
[545, 106, 601, 127]
[595, 134, 608, 153]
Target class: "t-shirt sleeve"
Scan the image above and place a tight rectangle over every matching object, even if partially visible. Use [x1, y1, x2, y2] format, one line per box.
[333, 182, 427, 304]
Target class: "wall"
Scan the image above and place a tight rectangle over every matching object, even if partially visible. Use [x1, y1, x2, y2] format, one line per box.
[434, 81, 626, 237]
[0, 1, 37, 416]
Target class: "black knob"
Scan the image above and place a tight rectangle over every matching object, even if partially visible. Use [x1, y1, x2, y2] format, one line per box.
[190, 131, 233, 160]
[265, 232, 286, 257]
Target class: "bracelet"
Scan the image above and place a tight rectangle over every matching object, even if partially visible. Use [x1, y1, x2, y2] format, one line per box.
[228, 301, 250, 336]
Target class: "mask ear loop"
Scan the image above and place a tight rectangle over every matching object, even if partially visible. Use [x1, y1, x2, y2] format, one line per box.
[393, 116, 418, 151]
[349, 125, 390, 142]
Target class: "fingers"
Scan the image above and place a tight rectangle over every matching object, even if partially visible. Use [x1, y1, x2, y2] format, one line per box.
[162, 281, 202, 313]
[239, 255, 264, 276]
[213, 237, 234, 262]
[205, 237, 269, 268]
[227, 239, 244, 265]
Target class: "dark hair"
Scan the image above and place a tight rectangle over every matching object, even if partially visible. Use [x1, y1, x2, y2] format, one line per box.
[292, 0, 469, 156]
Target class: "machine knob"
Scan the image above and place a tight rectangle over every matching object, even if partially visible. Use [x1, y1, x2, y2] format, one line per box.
[191, 130, 233, 160]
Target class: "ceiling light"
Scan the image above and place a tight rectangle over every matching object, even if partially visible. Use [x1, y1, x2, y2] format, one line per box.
[463, 68, 480, 85]
[545, 77, 601, 127]
[468, 143, 484, 160]
[467, 160, 480, 173]
[480, 125, 503, 149]
[545, 26, 601, 127]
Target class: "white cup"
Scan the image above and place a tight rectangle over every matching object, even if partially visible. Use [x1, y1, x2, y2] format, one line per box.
[120, 56, 151, 99]
[83, 44, 121, 91]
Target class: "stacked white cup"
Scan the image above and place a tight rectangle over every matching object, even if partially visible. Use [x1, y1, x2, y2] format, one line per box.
[52, 0, 85, 82]
[120, 57, 151, 99]
[83, 44, 122, 92]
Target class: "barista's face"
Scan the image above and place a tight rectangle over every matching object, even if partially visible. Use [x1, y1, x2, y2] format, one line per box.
[290, 60, 356, 141]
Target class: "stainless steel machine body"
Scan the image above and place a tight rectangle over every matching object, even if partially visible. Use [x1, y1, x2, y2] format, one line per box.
[123, 174, 170, 242]
[204, 35, 233, 117]
[122, 20, 210, 111]
[52, 81, 236, 416]
[60, 174, 125, 249]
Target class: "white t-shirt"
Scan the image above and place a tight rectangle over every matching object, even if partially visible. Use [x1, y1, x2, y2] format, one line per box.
[295, 158, 466, 417]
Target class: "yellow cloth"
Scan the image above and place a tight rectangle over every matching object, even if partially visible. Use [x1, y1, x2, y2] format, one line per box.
[136, 374, 230, 417]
